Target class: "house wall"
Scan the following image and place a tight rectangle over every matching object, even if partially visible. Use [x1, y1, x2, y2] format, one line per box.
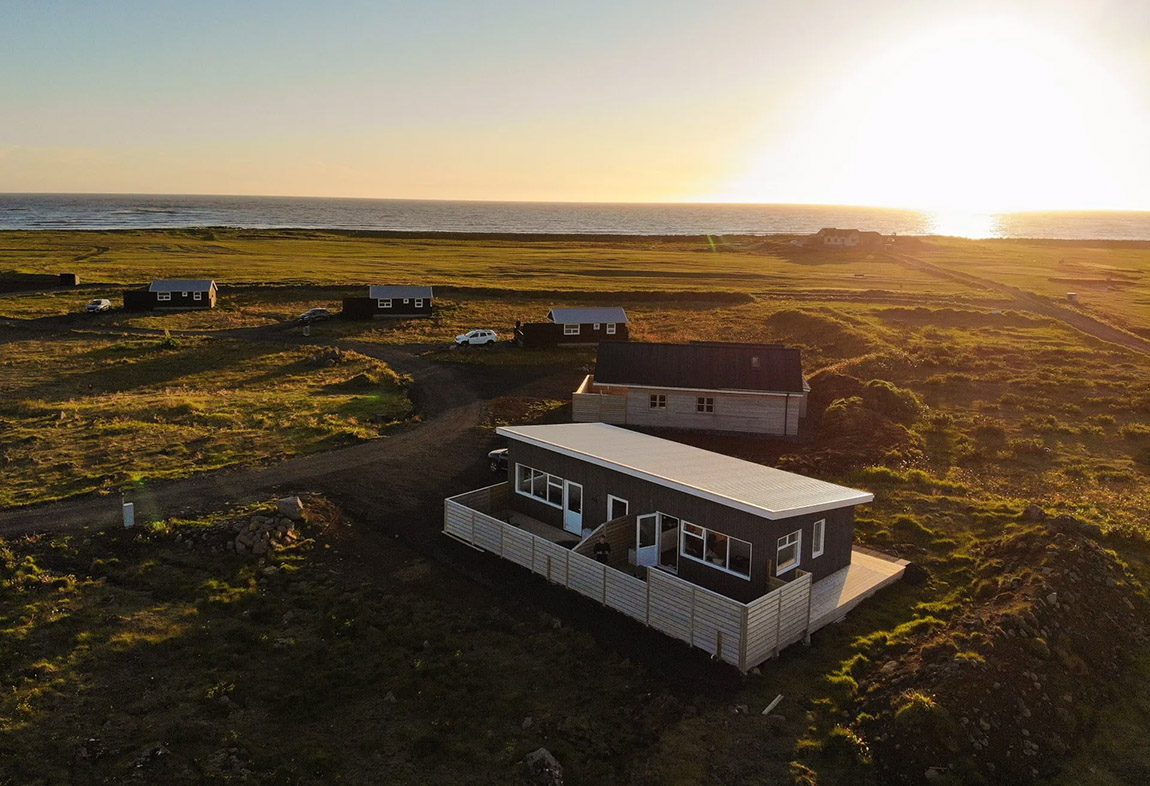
[620, 387, 802, 436]
[373, 298, 433, 317]
[150, 288, 216, 310]
[506, 438, 854, 602]
[516, 321, 630, 348]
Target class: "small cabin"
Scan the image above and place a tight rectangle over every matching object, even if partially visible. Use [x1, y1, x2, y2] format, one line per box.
[813, 228, 883, 248]
[515, 306, 629, 348]
[342, 285, 434, 320]
[574, 341, 810, 436]
[124, 279, 217, 311]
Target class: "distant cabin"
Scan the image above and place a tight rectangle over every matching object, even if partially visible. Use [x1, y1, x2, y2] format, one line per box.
[342, 285, 434, 320]
[515, 306, 630, 348]
[124, 279, 218, 311]
[813, 228, 883, 248]
[574, 341, 809, 436]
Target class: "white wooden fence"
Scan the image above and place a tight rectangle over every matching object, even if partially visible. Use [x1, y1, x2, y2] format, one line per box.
[444, 484, 812, 672]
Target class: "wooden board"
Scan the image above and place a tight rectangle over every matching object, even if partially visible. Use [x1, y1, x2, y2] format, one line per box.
[605, 571, 648, 623]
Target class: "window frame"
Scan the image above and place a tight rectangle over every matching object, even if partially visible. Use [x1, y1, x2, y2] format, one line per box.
[812, 519, 825, 558]
[414, 298, 424, 308]
[193, 291, 202, 301]
[649, 393, 666, 410]
[605, 323, 617, 335]
[776, 530, 802, 574]
[678, 519, 751, 580]
[156, 291, 171, 301]
[563, 323, 580, 336]
[514, 463, 564, 509]
[379, 299, 392, 309]
[696, 396, 715, 413]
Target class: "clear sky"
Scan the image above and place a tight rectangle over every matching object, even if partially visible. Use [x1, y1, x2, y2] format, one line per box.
[1, 0, 1147, 210]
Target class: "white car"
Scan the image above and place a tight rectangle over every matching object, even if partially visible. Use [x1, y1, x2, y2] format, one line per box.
[85, 298, 112, 313]
[455, 329, 498, 346]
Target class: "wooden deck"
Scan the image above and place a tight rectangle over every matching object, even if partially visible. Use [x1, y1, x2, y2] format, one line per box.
[808, 547, 909, 631]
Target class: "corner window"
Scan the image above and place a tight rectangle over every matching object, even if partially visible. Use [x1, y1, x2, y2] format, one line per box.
[777, 530, 801, 574]
[515, 463, 565, 509]
[696, 397, 714, 413]
[649, 394, 666, 409]
[679, 520, 751, 579]
[605, 323, 617, 335]
[379, 299, 392, 309]
[812, 519, 825, 558]
[564, 324, 580, 336]
[157, 292, 171, 301]
[414, 298, 424, 308]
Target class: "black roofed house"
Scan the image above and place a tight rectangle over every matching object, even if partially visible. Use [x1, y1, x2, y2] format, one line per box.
[124, 279, 217, 311]
[514, 306, 629, 348]
[444, 423, 906, 671]
[341, 285, 434, 320]
[574, 341, 810, 436]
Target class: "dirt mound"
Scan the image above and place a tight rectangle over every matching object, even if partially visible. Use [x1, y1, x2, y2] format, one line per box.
[764, 308, 882, 359]
[856, 523, 1150, 785]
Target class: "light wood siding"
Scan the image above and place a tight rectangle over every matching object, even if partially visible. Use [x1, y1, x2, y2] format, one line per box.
[618, 388, 799, 435]
[572, 392, 627, 424]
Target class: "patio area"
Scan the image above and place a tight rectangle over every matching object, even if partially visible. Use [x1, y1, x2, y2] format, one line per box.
[808, 547, 909, 631]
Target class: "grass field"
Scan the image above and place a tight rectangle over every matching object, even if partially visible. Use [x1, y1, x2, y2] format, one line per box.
[0, 333, 411, 507]
[3, 229, 1150, 784]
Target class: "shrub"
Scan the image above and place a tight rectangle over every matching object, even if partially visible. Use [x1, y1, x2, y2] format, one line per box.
[863, 379, 923, 425]
[1119, 422, 1150, 439]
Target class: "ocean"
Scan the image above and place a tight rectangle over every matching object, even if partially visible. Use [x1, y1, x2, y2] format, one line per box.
[1, 193, 1148, 240]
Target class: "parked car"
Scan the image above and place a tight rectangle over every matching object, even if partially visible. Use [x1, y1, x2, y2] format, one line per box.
[85, 298, 112, 313]
[298, 307, 333, 323]
[488, 448, 508, 473]
[456, 329, 498, 346]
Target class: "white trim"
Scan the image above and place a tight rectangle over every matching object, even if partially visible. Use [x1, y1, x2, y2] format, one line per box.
[563, 323, 580, 336]
[679, 519, 752, 580]
[403, 298, 410, 304]
[414, 298, 424, 308]
[379, 299, 392, 309]
[514, 463, 563, 509]
[606, 494, 628, 520]
[696, 396, 715, 413]
[649, 393, 666, 409]
[193, 291, 203, 301]
[496, 428, 873, 520]
[593, 323, 600, 330]
[156, 292, 171, 301]
[605, 323, 617, 334]
[812, 519, 825, 558]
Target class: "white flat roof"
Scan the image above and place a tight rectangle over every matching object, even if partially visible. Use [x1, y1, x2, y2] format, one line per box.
[497, 423, 872, 520]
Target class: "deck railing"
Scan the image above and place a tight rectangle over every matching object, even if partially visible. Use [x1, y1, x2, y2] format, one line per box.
[444, 483, 812, 672]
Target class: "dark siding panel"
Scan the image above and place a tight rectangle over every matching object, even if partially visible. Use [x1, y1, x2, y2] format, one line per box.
[595, 342, 804, 393]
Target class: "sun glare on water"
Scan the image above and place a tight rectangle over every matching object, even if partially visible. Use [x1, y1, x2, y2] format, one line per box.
[717, 17, 1143, 216]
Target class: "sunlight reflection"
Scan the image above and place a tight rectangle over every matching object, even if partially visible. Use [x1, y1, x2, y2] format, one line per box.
[924, 210, 999, 238]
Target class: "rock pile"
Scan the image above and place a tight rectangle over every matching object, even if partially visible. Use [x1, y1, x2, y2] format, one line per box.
[308, 346, 349, 367]
[856, 521, 1149, 785]
[227, 514, 302, 556]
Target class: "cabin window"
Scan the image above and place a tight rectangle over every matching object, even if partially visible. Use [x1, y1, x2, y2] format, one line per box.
[593, 323, 600, 330]
[605, 323, 617, 334]
[679, 521, 751, 579]
[777, 530, 801, 574]
[649, 394, 666, 409]
[515, 463, 565, 509]
[696, 397, 714, 413]
[193, 291, 202, 300]
[563, 324, 580, 336]
[751, 355, 761, 369]
[812, 519, 825, 558]
[182, 291, 189, 297]
[379, 299, 392, 309]
[157, 292, 171, 301]
[403, 298, 410, 304]
[414, 298, 424, 308]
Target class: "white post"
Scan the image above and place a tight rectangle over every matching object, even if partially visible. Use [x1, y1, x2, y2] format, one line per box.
[122, 501, 135, 528]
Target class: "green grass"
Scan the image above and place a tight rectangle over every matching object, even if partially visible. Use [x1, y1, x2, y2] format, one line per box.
[0, 335, 411, 507]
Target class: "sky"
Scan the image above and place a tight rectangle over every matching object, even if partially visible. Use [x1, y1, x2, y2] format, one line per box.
[1, 0, 1148, 210]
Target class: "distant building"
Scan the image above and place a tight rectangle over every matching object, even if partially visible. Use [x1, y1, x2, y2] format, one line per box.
[573, 341, 809, 436]
[124, 279, 218, 311]
[514, 306, 630, 348]
[813, 228, 883, 248]
[342, 285, 434, 320]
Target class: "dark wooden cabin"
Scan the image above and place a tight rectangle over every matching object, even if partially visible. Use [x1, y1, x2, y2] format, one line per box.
[124, 279, 217, 311]
[342, 285, 434, 320]
[514, 306, 629, 348]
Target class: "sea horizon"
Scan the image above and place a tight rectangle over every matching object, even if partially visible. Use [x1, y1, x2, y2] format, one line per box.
[2, 192, 1148, 241]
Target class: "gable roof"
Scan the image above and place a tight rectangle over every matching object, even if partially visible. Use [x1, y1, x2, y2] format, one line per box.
[369, 285, 434, 299]
[547, 307, 628, 324]
[149, 279, 216, 292]
[594, 341, 805, 394]
[498, 423, 871, 520]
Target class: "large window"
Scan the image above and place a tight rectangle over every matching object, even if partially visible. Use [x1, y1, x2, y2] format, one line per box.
[680, 521, 751, 579]
[415, 298, 424, 308]
[605, 323, 617, 334]
[157, 292, 171, 301]
[563, 323, 580, 336]
[649, 394, 666, 409]
[812, 519, 825, 558]
[516, 463, 565, 509]
[777, 530, 801, 574]
[378, 299, 392, 309]
[193, 291, 203, 301]
[696, 396, 714, 413]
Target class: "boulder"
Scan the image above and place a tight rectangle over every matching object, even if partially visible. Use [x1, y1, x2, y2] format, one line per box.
[524, 748, 563, 786]
[276, 496, 306, 522]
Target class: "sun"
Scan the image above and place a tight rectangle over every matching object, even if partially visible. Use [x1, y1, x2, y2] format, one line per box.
[714, 17, 1144, 212]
